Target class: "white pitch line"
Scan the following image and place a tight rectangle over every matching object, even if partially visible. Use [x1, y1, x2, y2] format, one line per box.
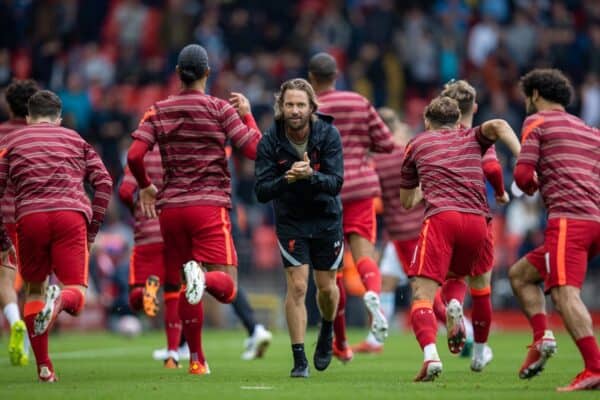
[240, 386, 274, 390]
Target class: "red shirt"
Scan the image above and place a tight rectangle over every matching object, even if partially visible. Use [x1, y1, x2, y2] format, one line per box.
[400, 126, 494, 219]
[317, 90, 394, 202]
[517, 110, 600, 222]
[131, 89, 261, 210]
[119, 147, 163, 245]
[0, 119, 26, 224]
[374, 144, 424, 241]
[0, 122, 113, 249]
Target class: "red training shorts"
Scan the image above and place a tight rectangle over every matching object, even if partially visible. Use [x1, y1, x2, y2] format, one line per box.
[407, 211, 488, 284]
[129, 242, 179, 286]
[392, 238, 419, 273]
[470, 223, 494, 276]
[159, 205, 238, 273]
[17, 210, 88, 286]
[527, 218, 600, 292]
[525, 245, 547, 279]
[343, 198, 376, 244]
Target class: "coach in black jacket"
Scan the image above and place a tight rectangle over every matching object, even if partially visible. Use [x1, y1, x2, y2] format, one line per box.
[255, 79, 343, 379]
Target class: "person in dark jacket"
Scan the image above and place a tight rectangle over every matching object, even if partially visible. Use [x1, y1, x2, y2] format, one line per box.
[254, 78, 343, 378]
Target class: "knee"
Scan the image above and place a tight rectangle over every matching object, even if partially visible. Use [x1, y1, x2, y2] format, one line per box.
[317, 281, 337, 298]
[288, 280, 307, 301]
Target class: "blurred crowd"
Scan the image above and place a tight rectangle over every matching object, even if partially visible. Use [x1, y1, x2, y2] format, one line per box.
[0, 0, 599, 330]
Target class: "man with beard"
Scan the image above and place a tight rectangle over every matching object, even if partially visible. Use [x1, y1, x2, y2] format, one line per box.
[512, 68, 600, 391]
[254, 78, 343, 378]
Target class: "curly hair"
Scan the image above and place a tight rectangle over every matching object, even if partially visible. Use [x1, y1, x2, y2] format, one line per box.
[519, 69, 573, 107]
[273, 78, 319, 120]
[424, 96, 460, 126]
[441, 80, 476, 115]
[5, 79, 39, 118]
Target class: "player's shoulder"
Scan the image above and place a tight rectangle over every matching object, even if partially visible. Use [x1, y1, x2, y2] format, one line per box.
[404, 132, 428, 155]
[322, 90, 368, 105]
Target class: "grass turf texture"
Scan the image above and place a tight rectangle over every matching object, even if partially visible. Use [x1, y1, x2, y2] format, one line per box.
[1, 329, 598, 399]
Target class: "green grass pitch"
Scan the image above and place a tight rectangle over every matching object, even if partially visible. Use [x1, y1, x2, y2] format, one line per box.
[1, 329, 598, 399]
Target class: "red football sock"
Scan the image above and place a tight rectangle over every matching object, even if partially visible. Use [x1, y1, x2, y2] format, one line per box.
[60, 288, 84, 316]
[410, 300, 437, 349]
[128, 287, 144, 313]
[441, 278, 467, 305]
[576, 336, 600, 372]
[24, 300, 51, 368]
[356, 256, 381, 293]
[205, 271, 236, 304]
[164, 291, 182, 352]
[178, 295, 205, 364]
[433, 290, 446, 324]
[471, 287, 492, 343]
[529, 313, 547, 342]
[333, 274, 347, 349]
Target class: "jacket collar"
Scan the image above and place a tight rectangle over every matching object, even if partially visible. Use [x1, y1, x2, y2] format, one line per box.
[274, 114, 331, 159]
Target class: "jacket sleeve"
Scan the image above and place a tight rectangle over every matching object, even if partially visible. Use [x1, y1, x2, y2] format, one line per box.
[254, 135, 289, 203]
[308, 126, 344, 195]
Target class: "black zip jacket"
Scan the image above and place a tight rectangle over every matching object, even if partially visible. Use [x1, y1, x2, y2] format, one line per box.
[254, 114, 344, 238]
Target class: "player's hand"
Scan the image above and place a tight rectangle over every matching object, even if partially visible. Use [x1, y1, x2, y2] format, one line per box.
[0, 246, 16, 268]
[285, 171, 297, 183]
[495, 191, 510, 205]
[289, 153, 313, 180]
[228, 92, 251, 117]
[139, 183, 158, 219]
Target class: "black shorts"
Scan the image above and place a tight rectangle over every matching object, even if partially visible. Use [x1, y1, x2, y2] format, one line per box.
[277, 232, 344, 271]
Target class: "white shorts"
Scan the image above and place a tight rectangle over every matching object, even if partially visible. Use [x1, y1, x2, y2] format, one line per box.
[379, 241, 408, 284]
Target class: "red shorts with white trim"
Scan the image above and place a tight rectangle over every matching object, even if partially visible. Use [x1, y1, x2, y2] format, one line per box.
[392, 238, 419, 273]
[129, 242, 180, 286]
[159, 206, 238, 274]
[525, 245, 546, 279]
[527, 218, 600, 292]
[342, 198, 376, 243]
[471, 223, 494, 276]
[17, 211, 88, 286]
[407, 211, 488, 284]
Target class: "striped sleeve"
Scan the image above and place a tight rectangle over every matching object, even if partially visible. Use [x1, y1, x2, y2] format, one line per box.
[0, 147, 11, 250]
[85, 143, 113, 244]
[220, 102, 262, 160]
[367, 103, 394, 153]
[516, 118, 542, 167]
[399, 142, 419, 189]
[131, 106, 158, 146]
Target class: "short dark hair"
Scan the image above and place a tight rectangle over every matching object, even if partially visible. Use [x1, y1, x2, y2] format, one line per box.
[440, 80, 476, 115]
[177, 44, 209, 85]
[424, 96, 460, 126]
[308, 52, 337, 83]
[5, 79, 39, 118]
[519, 69, 573, 107]
[28, 90, 62, 119]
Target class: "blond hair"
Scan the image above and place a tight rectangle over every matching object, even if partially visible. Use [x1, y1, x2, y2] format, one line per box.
[441, 80, 476, 116]
[274, 78, 319, 120]
[424, 96, 460, 126]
